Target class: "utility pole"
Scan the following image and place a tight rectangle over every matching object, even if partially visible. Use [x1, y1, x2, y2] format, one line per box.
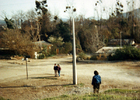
[26, 58, 28, 79]
[72, 17, 77, 85]
[64, 6, 77, 85]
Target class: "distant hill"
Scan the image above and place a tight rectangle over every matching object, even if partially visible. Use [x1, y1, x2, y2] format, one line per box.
[0, 19, 6, 25]
[118, 8, 140, 19]
[61, 18, 68, 22]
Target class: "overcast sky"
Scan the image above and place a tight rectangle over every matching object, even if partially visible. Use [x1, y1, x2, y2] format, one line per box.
[0, 0, 140, 20]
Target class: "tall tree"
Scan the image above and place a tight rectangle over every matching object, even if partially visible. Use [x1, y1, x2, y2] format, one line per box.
[35, 0, 51, 41]
[55, 20, 71, 42]
[78, 22, 104, 53]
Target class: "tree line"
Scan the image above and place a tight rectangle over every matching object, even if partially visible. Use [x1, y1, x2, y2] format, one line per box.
[0, 0, 140, 58]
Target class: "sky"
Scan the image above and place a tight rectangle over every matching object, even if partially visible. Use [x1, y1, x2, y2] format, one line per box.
[0, 0, 140, 20]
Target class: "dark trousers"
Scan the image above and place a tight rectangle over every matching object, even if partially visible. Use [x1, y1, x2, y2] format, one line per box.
[93, 83, 100, 93]
[54, 70, 57, 77]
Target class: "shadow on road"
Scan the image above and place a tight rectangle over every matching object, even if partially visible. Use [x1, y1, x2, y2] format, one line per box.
[30, 76, 58, 80]
[0, 73, 70, 89]
[0, 83, 73, 89]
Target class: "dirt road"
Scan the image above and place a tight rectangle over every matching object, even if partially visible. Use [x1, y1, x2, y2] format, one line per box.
[0, 55, 140, 100]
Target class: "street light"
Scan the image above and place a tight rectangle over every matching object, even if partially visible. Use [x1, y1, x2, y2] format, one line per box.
[64, 6, 77, 85]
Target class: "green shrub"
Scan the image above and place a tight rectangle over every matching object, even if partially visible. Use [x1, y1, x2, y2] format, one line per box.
[78, 52, 87, 60]
[59, 95, 69, 98]
[97, 53, 107, 60]
[62, 42, 72, 54]
[108, 46, 140, 61]
[50, 45, 57, 55]
[41, 45, 51, 57]
[87, 57, 91, 60]
[90, 54, 97, 60]
[0, 97, 9, 100]
[38, 54, 45, 59]
[78, 83, 85, 87]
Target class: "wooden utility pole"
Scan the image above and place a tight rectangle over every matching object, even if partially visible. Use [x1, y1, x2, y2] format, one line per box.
[64, 5, 77, 85]
[26, 58, 28, 79]
[72, 17, 77, 85]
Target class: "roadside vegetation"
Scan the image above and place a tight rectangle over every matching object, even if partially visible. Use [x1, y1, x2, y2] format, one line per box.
[0, 89, 139, 100]
[42, 89, 140, 100]
[77, 46, 140, 61]
[108, 46, 140, 61]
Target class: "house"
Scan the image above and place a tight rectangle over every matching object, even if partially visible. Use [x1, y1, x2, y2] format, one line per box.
[33, 40, 53, 50]
[96, 47, 122, 54]
[33, 41, 53, 59]
[107, 39, 135, 46]
[94, 46, 122, 60]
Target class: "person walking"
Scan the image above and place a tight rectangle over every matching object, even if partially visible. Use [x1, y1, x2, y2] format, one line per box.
[57, 64, 61, 77]
[92, 70, 101, 93]
[54, 64, 58, 77]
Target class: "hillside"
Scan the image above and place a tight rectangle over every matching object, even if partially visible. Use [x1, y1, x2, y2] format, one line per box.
[118, 8, 140, 18]
[0, 19, 6, 25]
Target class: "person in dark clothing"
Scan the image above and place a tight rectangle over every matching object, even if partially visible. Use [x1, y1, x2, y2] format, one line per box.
[53, 64, 58, 77]
[57, 64, 61, 77]
[92, 70, 101, 93]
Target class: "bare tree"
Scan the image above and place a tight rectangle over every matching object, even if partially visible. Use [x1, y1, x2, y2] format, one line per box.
[24, 9, 40, 42]
[12, 10, 26, 29]
[2, 29, 39, 57]
[78, 23, 104, 53]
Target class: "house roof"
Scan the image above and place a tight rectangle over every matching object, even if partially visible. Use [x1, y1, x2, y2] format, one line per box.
[96, 47, 122, 54]
[108, 39, 135, 46]
[33, 41, 52, 46]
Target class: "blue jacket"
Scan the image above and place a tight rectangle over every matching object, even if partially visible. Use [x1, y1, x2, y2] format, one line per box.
[92, 75, 101, 85]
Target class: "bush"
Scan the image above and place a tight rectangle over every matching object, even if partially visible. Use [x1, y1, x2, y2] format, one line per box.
[97, 53, 107, 60]
[41, 45, 51, 57]
[87, 57, 91, 60]
[108, 46, 140, 61]
[77, 52, 87, 60]
[62, 42, 72, 54]
[0, 97, 8, 100]
[38, 54, 45, 59]
[50, 45, 57, 55]
[1, 29, 39, 58]
[90, 54, 97, 60]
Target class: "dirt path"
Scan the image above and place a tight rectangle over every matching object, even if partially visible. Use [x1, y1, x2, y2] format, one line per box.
[0, 55, 140, 100]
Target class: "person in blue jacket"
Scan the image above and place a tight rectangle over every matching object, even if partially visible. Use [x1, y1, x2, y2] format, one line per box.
[92, 70, 101, 93]
[57, 64, 61, 77]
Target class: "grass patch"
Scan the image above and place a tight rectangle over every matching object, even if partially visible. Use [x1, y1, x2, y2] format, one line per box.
[104, 88, 140, 94]
[78, 83, 85, 87]
[0, 97, 10, 100]
[42, 89, 140, 100]
[104, 89, 140, 99]
[62, 83, 84, 88]
[59, 95, 69, 98]
[62, 84, 74, 88]
[42, 94, 135, 100]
